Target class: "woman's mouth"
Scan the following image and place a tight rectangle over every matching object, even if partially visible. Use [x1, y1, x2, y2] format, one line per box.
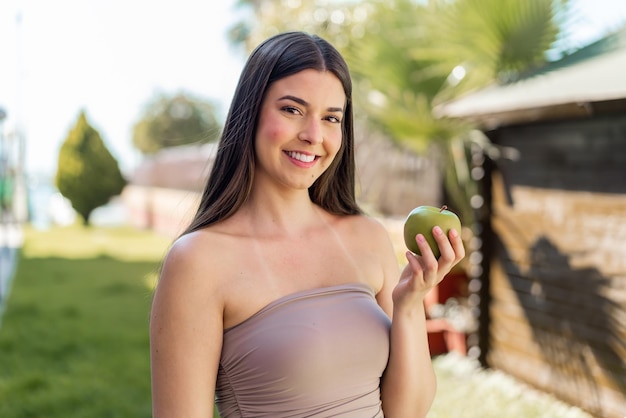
[285, 151, 316, 163]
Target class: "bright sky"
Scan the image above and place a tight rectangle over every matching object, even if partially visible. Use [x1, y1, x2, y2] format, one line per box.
[1, 0, 625, 178]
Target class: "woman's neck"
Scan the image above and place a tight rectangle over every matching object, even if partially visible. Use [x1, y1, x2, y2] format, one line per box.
[238, 185, 326, 238]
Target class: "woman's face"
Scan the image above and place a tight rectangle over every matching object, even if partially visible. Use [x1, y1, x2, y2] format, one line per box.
[254, 69, 346, 192]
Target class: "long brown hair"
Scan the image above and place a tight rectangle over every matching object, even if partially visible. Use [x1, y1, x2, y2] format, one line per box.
[182, 31, 361, 236]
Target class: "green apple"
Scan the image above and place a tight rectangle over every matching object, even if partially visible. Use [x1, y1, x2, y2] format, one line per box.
[403, 205, 461, 258]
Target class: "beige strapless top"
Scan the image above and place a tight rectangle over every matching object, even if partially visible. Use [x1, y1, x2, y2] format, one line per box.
[215, 283, 391, 417]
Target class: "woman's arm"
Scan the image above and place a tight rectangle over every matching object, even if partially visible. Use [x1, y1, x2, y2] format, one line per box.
[378, 225, 465, 418]
[150, 234, 224, 418]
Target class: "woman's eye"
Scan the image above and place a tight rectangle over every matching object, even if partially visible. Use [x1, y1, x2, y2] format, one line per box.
[282, 106, 301, 115]
[326, 115, 341, 123]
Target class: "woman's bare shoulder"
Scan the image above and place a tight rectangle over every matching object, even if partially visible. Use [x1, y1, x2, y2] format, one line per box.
[166, 228, 228, 260]
[159, 227, 240, 296]
[340, 214, 400, 305]
[339, 213, 394, 245]
[170, 224, 239, 260]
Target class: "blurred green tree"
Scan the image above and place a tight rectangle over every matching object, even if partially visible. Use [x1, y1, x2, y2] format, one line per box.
[56, 110, 127, 226]
[132, 92, 222, 155]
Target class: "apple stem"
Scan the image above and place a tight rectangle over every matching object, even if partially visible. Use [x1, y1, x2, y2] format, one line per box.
[440, 205, 447, 213]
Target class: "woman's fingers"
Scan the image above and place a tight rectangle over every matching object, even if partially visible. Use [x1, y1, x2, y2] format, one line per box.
[404, 226, 466, 287]
[433, 226, 465, 265]
[404, 250, 422, 277]
[448, 228, 466, 262]
[420, 226, 466, 281]
[432, 226, 452, 262]
[409, 233, 437, 282]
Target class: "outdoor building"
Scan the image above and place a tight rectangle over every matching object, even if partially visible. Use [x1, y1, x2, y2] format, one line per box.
[435, 28, 626, 418]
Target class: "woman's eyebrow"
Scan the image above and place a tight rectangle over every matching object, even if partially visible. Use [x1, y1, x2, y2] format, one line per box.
[278, 95, 344, 113]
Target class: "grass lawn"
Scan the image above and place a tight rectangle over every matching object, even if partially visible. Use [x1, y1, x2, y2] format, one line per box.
[0, 224, 171, 418]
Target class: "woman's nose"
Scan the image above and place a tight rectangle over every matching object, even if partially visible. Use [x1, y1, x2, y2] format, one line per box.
[298, 119, 323, 144]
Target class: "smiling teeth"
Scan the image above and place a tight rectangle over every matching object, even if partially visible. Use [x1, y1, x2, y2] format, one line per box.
[287, 151, 315, 163]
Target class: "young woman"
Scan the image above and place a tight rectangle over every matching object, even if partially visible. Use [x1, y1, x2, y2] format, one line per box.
[150, 31, 465, 418]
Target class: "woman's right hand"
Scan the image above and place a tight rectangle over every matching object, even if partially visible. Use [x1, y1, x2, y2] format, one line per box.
[392, 226, 465, 314]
